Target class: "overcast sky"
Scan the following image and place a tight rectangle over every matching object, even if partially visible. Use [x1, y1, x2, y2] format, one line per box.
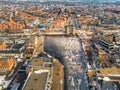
[2, 0, 120, 2]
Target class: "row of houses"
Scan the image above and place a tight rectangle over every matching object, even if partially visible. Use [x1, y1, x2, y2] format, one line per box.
[0, 35, 42, 89]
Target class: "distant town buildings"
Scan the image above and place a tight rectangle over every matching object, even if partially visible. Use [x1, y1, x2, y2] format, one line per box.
[0, 1, 120, 90]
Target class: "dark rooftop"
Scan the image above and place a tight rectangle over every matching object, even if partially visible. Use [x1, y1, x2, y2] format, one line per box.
[12, 43, 24, 49]
[38, 52, 49, 58]
[0, 49, 21, 54]
[0, 57, 10, 61]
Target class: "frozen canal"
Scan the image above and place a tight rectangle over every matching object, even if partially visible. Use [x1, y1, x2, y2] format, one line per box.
[44, 36, 89, 90]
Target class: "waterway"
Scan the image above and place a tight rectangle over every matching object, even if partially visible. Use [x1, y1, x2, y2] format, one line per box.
[44, 36, 88, 90]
